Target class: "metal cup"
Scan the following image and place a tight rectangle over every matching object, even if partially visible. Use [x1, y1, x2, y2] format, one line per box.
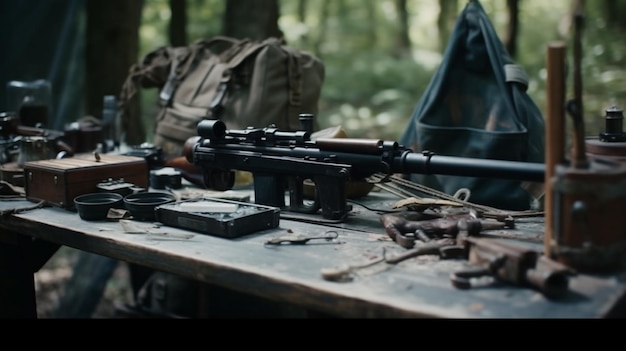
[17, 136, 53, 167]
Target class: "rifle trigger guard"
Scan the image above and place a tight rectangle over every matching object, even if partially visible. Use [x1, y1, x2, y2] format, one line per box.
[286, 176, 321, 215]
[287, 196, 321, 215]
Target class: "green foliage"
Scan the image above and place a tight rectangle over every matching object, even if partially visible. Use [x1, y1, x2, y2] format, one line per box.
[319, 51, 432, 138]
[186, 0, 224, 41]
[139, 0, 170, 54]
[576, 10, 626, 136]
[138, 0, 626, 141]
[140, 0, 224, 55]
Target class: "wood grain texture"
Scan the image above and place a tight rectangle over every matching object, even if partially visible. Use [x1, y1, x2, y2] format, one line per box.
[1, 192, 625, 318]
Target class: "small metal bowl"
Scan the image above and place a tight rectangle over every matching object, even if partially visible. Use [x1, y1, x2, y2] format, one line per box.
[74, 192, 124, 221]
[123, 191, 176, 221]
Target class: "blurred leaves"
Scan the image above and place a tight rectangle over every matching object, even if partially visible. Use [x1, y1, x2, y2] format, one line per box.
[138, 0, 626, 140]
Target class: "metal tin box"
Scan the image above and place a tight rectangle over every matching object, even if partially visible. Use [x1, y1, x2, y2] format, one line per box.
[155, 198, 280, 238]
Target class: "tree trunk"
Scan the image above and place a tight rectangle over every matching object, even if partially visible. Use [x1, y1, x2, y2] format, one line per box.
[366, 0, 378, 48]
[298, 0, 310, 45]
[438, 0, 458, 52]
[560, 0, 585, 36]
[504, 0, 520, 58]
[169, 0, 188, 46]
[86, 0, 144, 145]
[394, 0, 411, 58]
[314, 0, 331, 57]
[603, 0, 626, 31]
[222, 0, 282, 40]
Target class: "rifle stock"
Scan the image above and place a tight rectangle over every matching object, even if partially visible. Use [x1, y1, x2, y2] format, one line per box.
[186, 120, 545, 220]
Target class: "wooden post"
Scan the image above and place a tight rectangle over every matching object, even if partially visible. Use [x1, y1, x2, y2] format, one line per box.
[545, 42, 567, 257]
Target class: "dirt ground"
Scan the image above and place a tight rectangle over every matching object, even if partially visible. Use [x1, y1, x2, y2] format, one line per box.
[34, 246, 134, 318]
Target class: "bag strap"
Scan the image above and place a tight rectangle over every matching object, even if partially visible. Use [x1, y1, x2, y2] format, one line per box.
[119, 45, 174, 120]
[282, 45, 304, 119]
[159, 44, 204, 106]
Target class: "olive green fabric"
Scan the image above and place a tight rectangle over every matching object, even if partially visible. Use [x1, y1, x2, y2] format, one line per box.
[120, 36, 325, 159]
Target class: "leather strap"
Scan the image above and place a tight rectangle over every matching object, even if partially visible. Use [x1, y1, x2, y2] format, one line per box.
[504, 64, 529, 91]
[160, 45, 202, 106]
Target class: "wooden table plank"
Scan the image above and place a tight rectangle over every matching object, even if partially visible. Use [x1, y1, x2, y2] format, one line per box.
[2, 193, 625, 318]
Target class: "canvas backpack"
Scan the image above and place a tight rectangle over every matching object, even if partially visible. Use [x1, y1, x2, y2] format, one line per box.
[119, 36, 325, 158]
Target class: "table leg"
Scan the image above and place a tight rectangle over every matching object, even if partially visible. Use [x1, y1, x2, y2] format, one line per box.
[0, 229, 37, 318]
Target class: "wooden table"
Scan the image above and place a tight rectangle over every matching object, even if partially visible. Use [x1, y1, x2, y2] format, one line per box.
[1, 190, 626, 318]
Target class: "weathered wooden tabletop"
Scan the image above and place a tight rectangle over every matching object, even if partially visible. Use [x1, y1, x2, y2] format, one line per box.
[1, 190, 625, 318]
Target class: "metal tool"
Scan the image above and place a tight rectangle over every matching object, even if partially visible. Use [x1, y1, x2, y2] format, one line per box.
[380, 211, 514, 249]
[383, 238, 459, 264]
[265, 230, 339, 245]
[320, 255, 386, 282]
[450, 236, 575, 299]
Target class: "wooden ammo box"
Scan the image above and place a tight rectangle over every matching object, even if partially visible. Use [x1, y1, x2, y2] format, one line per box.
[23, 154, 149, 209]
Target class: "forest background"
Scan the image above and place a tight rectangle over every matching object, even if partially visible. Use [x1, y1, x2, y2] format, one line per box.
[3, 0, 624, 145]
[10, 0, 626, 318]
[133, 0, 626, 143]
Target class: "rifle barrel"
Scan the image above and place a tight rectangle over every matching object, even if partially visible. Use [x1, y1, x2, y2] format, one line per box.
[399, 153, 545, 183]
[193, 119, 545, 183]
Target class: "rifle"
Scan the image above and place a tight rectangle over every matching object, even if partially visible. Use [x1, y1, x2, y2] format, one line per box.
[185, 119, 545, 220]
